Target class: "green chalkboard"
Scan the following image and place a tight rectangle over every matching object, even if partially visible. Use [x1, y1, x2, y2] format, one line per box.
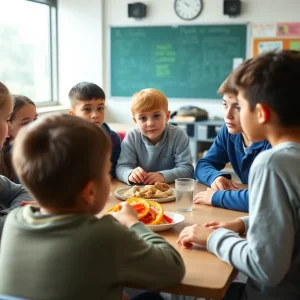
[110, 24, 247, 99]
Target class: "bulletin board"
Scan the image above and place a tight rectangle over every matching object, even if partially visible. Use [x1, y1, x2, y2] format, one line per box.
[253, 38, 300, 57]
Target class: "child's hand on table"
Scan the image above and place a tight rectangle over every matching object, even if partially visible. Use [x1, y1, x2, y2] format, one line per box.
[193, 188, 215, 205]
[109, 202, 139, 228]
[211, 176, 239, 190]
[143, 172, 165, 185]
[129, 167, 147, 184]
[203, 219, 245, 234]
[177, 224, 214, 248]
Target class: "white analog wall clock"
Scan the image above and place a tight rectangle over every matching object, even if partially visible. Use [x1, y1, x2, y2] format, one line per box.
[174, 0, 203, 21]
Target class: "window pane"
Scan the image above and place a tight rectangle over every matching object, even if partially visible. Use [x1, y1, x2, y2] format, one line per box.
[0, 0, 54, 103]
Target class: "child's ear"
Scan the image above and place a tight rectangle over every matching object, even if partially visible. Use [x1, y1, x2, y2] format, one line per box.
[132, 117, 137, 124]
[81, 180, 96, 205]
[166, 111, 171, 122]
[256, 104, 270, 124]
[69, 109, 75, 116]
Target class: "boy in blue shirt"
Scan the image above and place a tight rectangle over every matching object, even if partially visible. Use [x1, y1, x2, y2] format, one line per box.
[194, 75, 270, 212]
[116, 88, 193, 184]
[69, 82, 121, 178]
[178, 50, 300, 300]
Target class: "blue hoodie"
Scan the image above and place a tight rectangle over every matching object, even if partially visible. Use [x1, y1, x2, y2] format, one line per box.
[195, 124, 271, 212]
[102, 123, 121, 178]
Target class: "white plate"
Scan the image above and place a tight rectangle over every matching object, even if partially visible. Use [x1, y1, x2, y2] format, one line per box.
[114, 186, 176, 203]
[147, 212, 185, 232]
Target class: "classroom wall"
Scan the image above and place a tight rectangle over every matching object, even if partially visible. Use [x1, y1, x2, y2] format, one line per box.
[58, 0, 300, 123]
[58, 0, 103, 107]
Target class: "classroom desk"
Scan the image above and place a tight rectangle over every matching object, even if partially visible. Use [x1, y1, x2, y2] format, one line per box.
[104, 180, 248, 300]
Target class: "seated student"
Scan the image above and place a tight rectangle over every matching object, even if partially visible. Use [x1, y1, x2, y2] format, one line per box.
[178, 50, 300, 300]
[69, 82, 121, 178]
[0, 84, 31, 239]
[194, 75, 270, 212]
[0, 95, 38, 183]
[0, 114, 185, 299]
[116, 88, 194, 185]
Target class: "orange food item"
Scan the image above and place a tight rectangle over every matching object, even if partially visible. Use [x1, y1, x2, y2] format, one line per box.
[125, 198, 150, 219]
[106, 199, 168, 225]
[106, 198, 150, 220]
[106, 204, 121, 214]
[146, 200, 164, 225]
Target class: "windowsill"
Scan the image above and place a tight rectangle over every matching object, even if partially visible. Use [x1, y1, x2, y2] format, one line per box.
[37, 105, 69, 115]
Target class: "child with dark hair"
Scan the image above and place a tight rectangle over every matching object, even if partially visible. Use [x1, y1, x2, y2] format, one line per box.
[0, 95, 37, 183]
[69, 82, 121, 178]
[178, 50, 300, 300]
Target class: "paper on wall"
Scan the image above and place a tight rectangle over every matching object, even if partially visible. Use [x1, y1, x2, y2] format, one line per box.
[258, 41, 283, 54]
[277, 23, 300, 37]
[252, 23, 276, 38]
[290, 41, 300, 51]
[232, 58, 243, 70]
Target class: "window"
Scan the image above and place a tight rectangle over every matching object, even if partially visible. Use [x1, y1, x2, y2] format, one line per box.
[0, 0, 57, 105]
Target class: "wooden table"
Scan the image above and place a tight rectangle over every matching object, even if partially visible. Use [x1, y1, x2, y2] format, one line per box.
[105, 180, 248, 300]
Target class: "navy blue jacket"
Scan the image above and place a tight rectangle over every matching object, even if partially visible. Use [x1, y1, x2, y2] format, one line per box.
[195, 124, 271, 212]
[102, 123, 121, 178]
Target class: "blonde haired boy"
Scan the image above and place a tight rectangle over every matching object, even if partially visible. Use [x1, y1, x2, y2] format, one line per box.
[116, 88, 194, 185]
[0, 114, 185, 299]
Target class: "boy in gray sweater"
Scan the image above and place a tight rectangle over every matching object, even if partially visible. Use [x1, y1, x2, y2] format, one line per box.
[0, 114, 185, 300]
[116, 88, 194, 185]
[177, 50, 300, 300]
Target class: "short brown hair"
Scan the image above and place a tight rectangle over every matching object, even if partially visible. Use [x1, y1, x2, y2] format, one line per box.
[131, 88, 168, 115]
[68, 82, 106, 108]
[232, 50, 300, 127]
[217, 73, 238, 95]
[12, 114, 111, 208]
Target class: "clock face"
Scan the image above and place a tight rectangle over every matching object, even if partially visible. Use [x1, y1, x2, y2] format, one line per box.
[174, 0, 203, 20]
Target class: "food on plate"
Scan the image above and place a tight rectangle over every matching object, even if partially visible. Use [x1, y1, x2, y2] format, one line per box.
[106, 198, 174, 225]
[123, 182, 173, 199]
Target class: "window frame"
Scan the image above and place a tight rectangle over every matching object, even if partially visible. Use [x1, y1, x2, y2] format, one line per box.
[25, 0, 58, 106]
[26, 0, 57, 7]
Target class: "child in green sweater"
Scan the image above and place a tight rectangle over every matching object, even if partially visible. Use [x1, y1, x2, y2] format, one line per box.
[0, 114, 185, 300]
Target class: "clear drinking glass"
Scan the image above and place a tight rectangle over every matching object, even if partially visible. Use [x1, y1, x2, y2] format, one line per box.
[175, 178, 194, 212]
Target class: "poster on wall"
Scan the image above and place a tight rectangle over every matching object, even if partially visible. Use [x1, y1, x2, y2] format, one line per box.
[253, 39, 300, 57]
[252, 22, 300, 57]
[258, 41, 283, 55]
[290, 41, 300, 50]
[252, 23, 276, 38]
[277, 23, 300, 37]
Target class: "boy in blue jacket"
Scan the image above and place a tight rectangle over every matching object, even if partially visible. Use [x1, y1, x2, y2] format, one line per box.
[194, 75, 270, 212]
[69, 82, 121, 178]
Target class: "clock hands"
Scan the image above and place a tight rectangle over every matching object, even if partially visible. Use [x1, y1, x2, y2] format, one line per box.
[174, 0, 202, 20]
